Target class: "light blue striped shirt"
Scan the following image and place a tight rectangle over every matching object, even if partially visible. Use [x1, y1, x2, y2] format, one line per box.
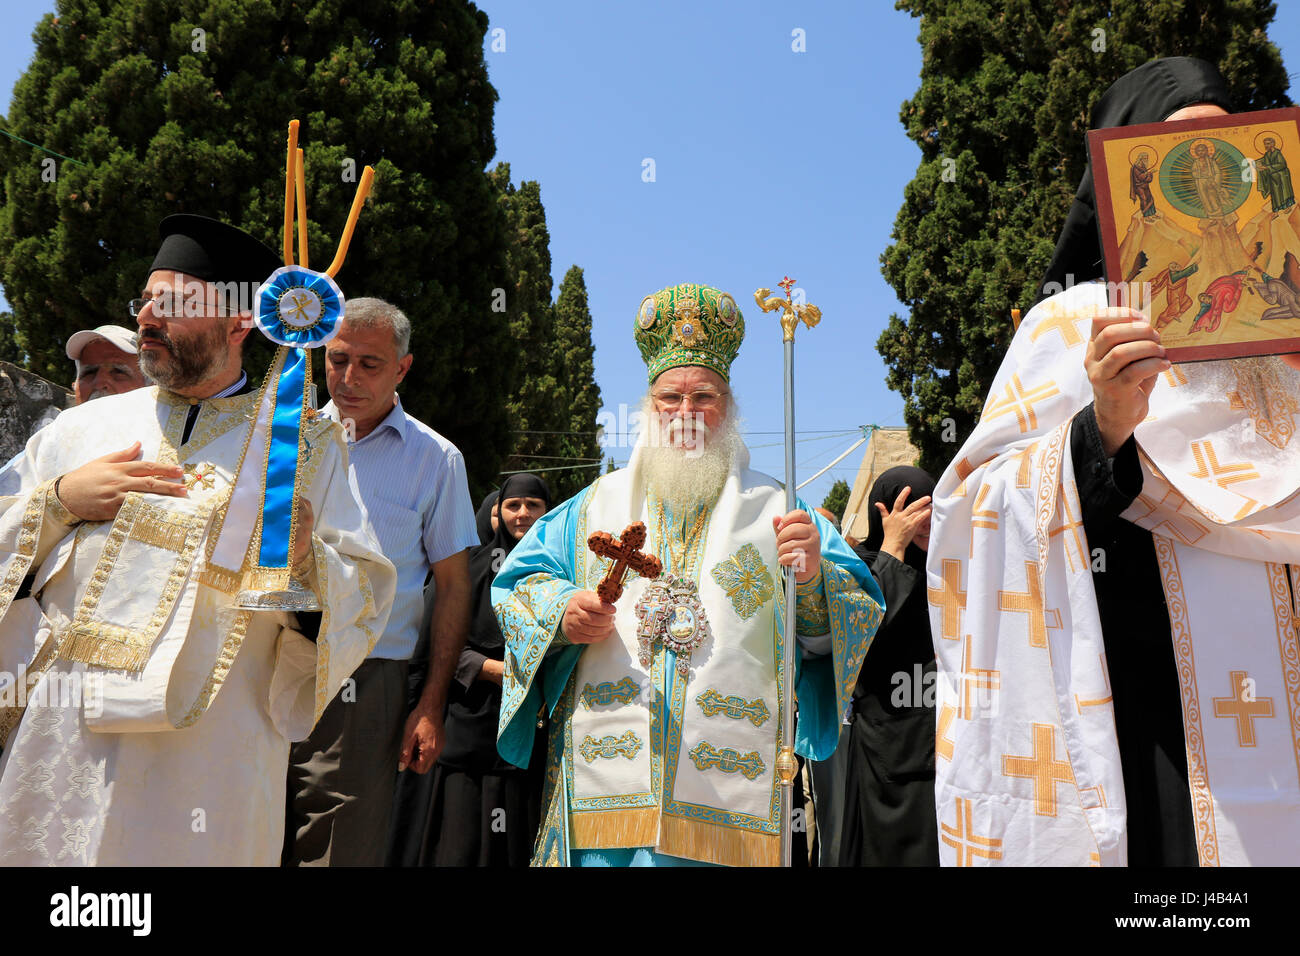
[323, 397, 478, 660]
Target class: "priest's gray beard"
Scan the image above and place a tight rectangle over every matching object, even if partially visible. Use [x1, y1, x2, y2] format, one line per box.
[138, 321, 231, 392]
[638, 393, 743, 513]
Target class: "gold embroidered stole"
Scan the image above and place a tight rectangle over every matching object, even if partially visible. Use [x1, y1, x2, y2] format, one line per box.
[566, 462, 789, 865]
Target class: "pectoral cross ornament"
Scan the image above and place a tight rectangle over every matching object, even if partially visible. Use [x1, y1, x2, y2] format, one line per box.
[587, 521, 662, 603]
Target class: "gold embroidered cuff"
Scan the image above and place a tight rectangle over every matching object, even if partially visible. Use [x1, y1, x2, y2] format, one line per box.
[553, 618, 574, 647]
[47, 477, 81, 528]
[795, 563, 829, 636]
[794, 566, 823, 596]
[795, 596, 830, 636]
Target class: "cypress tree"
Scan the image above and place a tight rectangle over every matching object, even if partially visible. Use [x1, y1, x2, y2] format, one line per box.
[490, 162, 558, 488]
[550, 265, 602, 502]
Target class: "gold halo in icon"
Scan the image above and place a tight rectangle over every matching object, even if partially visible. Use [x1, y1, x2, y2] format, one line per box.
[1128, 144, 1157, 167]
[1253, 130, 1283, 155]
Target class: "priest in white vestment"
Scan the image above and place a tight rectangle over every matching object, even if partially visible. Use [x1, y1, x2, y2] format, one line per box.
[493, 282, 884, 866]
[929, 62, 1300, 867]
[0, 216, 395, 865]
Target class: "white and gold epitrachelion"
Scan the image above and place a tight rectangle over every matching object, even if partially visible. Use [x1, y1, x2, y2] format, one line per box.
[0, 385, 394, 865]
[931, 281, 1300, 866]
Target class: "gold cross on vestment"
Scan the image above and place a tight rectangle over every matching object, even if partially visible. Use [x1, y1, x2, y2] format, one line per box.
[927, 558, 967, 641]
[1001, 722, 1074, 817]
[936, 704, 956, 762]
[1212, 670, 1275, 747]
[952, 457, 976, 497]
[969, 483, 998, 557]
[941, 796, 1003, 865]
[1047, 482, 1087, 573]
[1074, 653, 1114, 714]
[183, 462, 217, 491]
[1015, 441, 1039, 489]
[982, 374, 1060, 434]
[1129, 491, 1211, 546]
[1189, 440, 1260, 489]
[1029, 306, 1088, 349]
[997, 560, 1062, 648]
[959, 635, 1000, 719]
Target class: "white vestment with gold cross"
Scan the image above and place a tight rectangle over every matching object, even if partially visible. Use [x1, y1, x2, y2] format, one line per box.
[930, 281, 1300, 866]
[493, 439, 883, 866]
[0, 384, 395, 865]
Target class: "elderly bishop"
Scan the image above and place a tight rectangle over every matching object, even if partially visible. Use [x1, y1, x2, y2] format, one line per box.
[493, 282, 883, 866]
[0, 216, 395, 865]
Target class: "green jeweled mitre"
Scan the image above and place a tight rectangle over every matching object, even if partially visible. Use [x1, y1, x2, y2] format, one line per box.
[634, 282, 745, 383]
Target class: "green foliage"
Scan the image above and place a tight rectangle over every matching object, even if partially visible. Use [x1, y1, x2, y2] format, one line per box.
[0, 0, 512, 492]
[881, 0, 1292, 474]
[491, 162, 555, 468]
[0, 313, 17, 369]
[489, 164, 602, 504]
[550, 265, 602, 503]
[821, 478, 850, 522]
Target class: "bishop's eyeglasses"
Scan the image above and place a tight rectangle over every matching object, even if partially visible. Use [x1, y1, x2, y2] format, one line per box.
[650, 388, 729, 410]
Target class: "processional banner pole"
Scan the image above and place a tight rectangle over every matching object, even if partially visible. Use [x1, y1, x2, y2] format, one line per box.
[753, 277, 822, 867]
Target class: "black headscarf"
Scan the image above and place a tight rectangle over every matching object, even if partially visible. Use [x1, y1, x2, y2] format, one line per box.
[467, 473, 552, 653]
[1037, 57, 1233, 303]
[441, 474, 553, 774]
[861, 465, 936, 573]
[474, 490, 499, 546]
[852, 465, 939, 724]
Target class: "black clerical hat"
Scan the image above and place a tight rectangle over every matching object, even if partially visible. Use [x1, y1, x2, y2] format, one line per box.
[149, 214, 282, 285]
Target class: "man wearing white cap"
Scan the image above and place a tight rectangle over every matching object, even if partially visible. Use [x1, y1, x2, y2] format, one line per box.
[65, 324, 145, 405]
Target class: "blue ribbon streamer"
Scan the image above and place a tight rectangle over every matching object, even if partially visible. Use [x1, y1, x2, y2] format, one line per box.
[249, 264, 345, 573]
[258, 347, 308, 569]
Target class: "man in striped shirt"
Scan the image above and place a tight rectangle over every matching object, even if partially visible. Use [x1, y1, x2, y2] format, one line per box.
[283, 298, 478, 866]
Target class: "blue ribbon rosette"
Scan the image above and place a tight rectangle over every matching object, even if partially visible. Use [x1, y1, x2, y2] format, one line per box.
[250, 265, 344, 572]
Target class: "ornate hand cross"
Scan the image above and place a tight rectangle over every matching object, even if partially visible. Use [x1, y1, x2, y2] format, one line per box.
[587, 521, 662, 603]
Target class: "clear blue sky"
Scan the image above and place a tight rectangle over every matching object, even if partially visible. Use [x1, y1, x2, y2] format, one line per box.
[2, 1, 1298, 510]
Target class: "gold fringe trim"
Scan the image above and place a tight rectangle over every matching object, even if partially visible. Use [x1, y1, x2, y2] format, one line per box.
[199, 564, 241, 594]
[127, 514, 192, 553]
[60, 495, 211, 672]
[570, 807, 660, 849]
[59, 623, 152, 671]
[659, 813, 780, 867]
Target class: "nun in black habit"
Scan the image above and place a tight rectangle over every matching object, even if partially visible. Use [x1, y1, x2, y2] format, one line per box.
[839, 466, 939, 866]
[1044, 57, 1234, 865]
[385, 488, 508, 865]
[422, 473, 552, 866]
[474, 489, 500, 545]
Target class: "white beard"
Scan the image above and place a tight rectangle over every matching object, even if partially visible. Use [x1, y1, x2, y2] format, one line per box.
[638, 394, 743, 513]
